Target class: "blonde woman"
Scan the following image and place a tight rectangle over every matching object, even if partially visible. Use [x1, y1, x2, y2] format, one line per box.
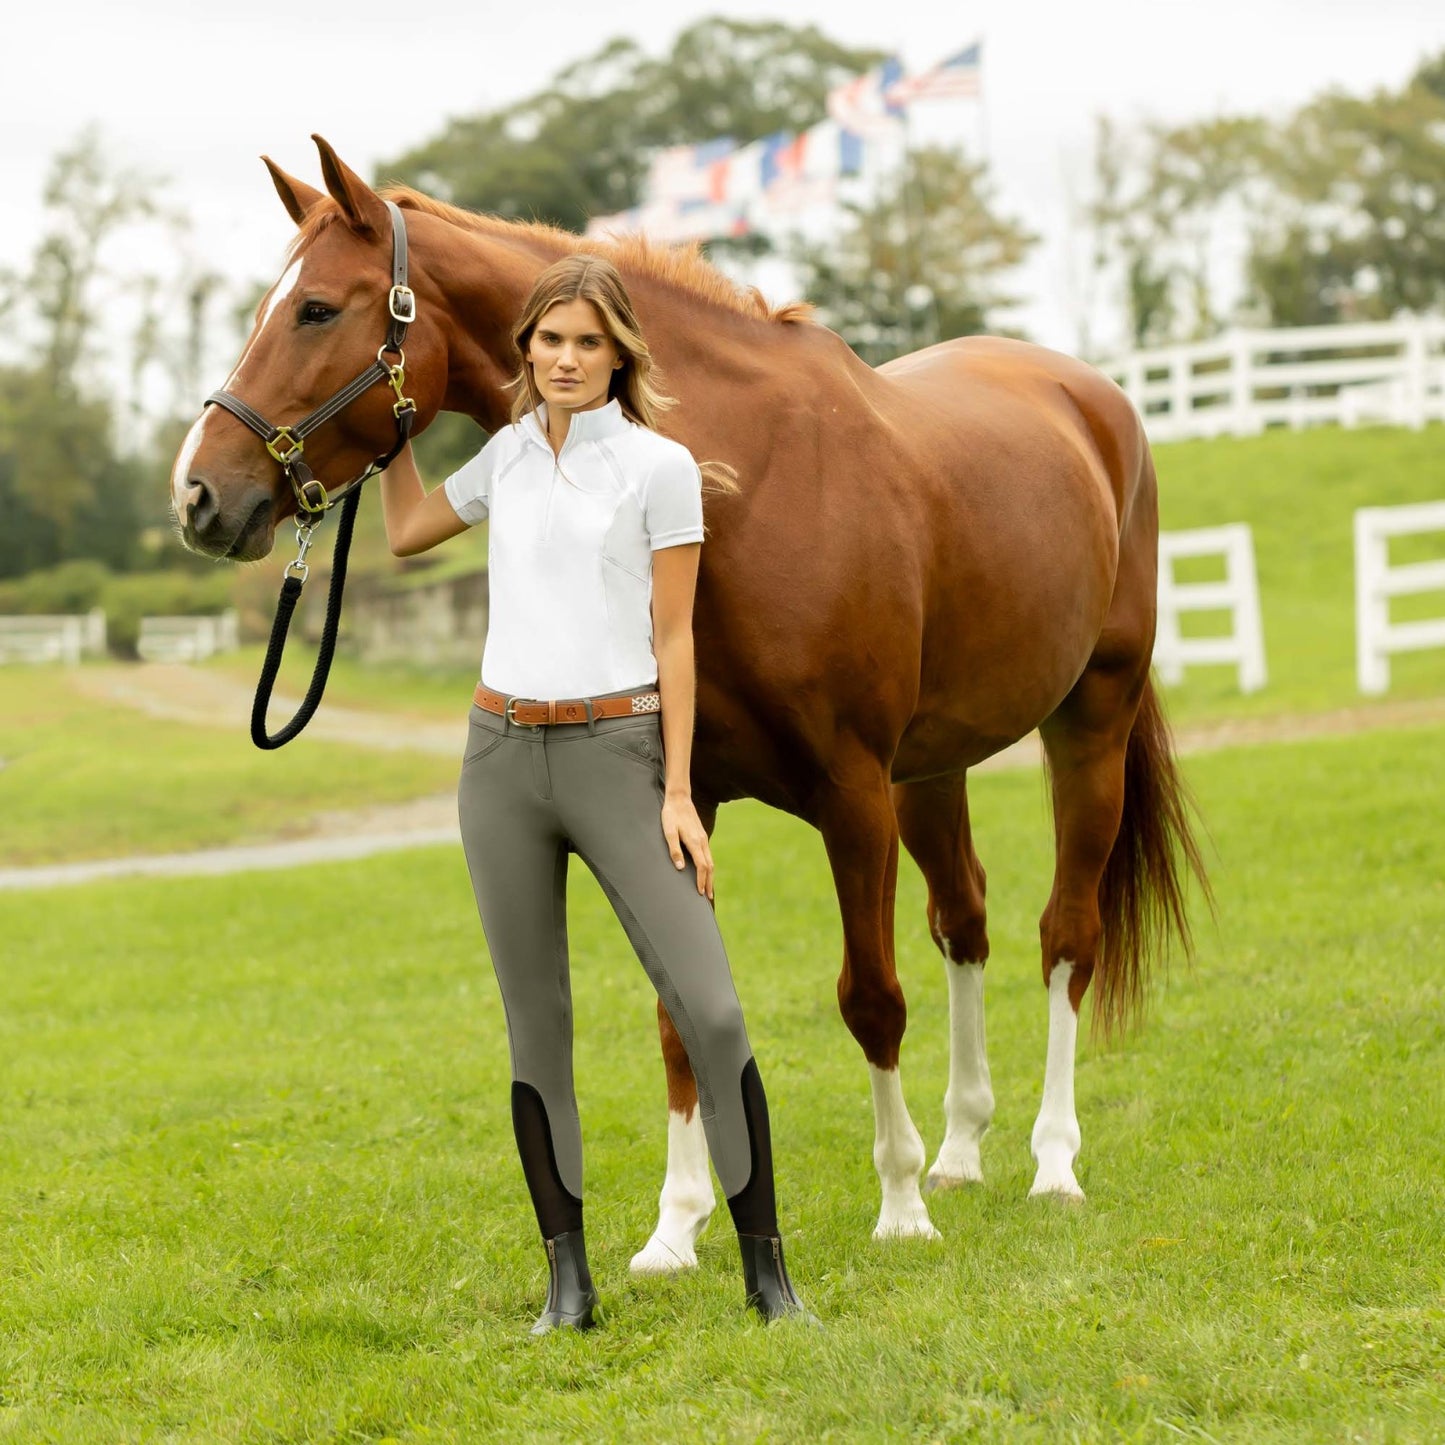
[379, 254, 813, 1333]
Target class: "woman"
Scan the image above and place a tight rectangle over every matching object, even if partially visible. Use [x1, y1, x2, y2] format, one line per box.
[378, 254, 814, 1333]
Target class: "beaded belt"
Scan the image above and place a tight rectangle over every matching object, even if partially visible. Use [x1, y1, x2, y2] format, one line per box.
[473, 683, 661, 727]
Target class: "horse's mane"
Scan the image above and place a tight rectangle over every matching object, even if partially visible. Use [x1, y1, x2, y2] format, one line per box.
[293, 187, 816, 326]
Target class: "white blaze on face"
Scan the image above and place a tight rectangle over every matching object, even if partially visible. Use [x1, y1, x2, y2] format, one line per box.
[224, 256, 304, 390]
[170, 410, 210, 517]
[172, 255, 306, 520]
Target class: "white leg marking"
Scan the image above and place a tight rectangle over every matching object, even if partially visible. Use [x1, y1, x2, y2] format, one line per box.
[927, 962, 994, 1190]
[1030, 961, 1085, 1200]
[170, 410, 211, 516]
[869, 1064, 941, 1240]
[629, 1109, 715, 1275]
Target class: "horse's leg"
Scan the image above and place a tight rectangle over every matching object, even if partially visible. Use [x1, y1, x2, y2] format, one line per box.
[1032, 662, 1142, 1200]
[628, 1001, 716, 1274]
[821, 768, 939, 1240]
[894, 773, 994, 1191]
[629, 798, 720, 1276]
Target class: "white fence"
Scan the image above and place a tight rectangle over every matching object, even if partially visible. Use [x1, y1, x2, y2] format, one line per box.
[1354, 502, 1445, 695]
[137, 610, 240, 663]
[1105, 318, 1445, 443]
[0, 609, 107, 664]
[1154, 524, 1266, 693]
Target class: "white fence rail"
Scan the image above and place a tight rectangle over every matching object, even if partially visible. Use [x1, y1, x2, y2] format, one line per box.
[1354, 501, 1445, 695]
[137, 610, 240, 663]
[1154, 524, 1266, 693]
[1105, 319, 1445, 443]
[0, 609, 107, 664]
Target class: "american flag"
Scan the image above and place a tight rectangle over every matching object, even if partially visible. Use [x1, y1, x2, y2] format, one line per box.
[826, 57, 905, 135]
[884, 42, 983, 106]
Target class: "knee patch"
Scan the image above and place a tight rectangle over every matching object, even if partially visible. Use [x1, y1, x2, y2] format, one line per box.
[511, 1081, 583, 1238]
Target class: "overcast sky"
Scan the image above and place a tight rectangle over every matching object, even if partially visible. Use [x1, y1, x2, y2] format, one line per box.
[7, 0, 1444, 377]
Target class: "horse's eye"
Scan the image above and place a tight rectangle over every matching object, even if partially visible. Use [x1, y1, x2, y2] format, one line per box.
[300, 301, 337, 326]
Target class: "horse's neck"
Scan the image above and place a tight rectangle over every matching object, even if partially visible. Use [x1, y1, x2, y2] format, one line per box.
[434, 224, 571, 430]
[431, 216, 813, 443]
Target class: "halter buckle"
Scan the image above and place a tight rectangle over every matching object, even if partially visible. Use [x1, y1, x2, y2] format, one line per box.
[294, 476, 329, 514]
[388, 285, 416, 324]
[266, 427, 304, 466]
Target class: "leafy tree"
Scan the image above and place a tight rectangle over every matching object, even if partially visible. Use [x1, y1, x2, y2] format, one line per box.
[794, 146, 1037, 365]
[0, 366, 144, 579]
[1245, 51, 1445, 324]
[380, 20, 888, 230]
[1085, 113, 1271, 349]
[23, 126, 163, 392]
[0, 131, 168, 577]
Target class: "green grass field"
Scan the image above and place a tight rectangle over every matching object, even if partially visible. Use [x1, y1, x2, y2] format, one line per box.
[3, 722, 1441, 1442]
[0, 669, 459, 867]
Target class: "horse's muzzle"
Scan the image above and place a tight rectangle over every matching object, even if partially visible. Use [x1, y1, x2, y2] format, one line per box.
[180, 482, 275, 561]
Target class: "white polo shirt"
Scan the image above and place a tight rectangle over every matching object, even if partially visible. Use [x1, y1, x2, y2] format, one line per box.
[443, 398, 705, 699]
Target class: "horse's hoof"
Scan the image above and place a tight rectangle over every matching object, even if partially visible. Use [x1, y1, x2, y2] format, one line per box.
[872, 1206, 943, 1241]
[924, 1169, 983, 1194]
[1028, 1176, 1085, 1203]
[628, 1237, 699, 1275]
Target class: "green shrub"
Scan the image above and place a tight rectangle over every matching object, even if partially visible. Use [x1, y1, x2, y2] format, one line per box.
[0, 559, 112, 614]
[100, 571, 234, 658]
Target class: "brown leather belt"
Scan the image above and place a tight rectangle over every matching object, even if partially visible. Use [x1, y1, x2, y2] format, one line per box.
[473, 683, 661, 727]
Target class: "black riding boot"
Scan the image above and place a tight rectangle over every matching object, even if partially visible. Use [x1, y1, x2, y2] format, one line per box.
[726, 1059, 821, 1325]
[512, 1082, 600, 1334]
[737, 1232, 815, 1322]
[531, 1229, 599, 1335]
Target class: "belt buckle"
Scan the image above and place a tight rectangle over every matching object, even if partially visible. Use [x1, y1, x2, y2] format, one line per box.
[504, 697, 540, 730]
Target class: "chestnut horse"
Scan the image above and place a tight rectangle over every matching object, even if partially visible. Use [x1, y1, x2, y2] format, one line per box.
[172, 138, 1205, 1268]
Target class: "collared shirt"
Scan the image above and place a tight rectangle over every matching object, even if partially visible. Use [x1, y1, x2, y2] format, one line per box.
[443, 398, 705, 698]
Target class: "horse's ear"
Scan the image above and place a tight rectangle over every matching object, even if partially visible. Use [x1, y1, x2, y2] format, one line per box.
[261, 156, 325, 227]
[312, 134, 389, 235]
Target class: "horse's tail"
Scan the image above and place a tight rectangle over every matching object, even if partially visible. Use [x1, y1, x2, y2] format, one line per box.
[1092, 675, 1212, 1040]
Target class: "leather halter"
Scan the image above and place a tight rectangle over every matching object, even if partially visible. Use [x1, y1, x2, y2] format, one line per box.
[204, 199, 417, 517]
[206, 199, 418, 752]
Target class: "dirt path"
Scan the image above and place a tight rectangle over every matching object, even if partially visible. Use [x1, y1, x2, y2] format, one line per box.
[70, 663, 466, 754]
[3, 664, 1440, 892]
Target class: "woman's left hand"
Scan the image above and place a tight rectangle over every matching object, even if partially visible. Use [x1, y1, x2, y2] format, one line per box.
[661, 793, 714, 901]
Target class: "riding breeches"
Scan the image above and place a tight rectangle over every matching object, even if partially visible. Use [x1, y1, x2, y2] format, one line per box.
[457, 690, 771, 1237]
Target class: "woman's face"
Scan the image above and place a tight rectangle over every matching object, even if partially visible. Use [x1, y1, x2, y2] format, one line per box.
[525, 299, 623, 415]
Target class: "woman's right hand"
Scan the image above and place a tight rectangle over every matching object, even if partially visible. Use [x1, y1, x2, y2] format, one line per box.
[661, 792, 715, 902]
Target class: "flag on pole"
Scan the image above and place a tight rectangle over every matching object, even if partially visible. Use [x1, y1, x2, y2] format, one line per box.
[646, 137, 737, 203]
[826, 57, 906, 134]
[884, 42, 983, 106]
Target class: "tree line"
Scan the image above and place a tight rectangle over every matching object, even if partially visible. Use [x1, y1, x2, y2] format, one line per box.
[2, 23, 1442, 587]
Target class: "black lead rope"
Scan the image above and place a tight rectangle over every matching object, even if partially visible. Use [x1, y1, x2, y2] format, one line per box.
[250, 485, 362, 750]
[204, 200, 417, 750]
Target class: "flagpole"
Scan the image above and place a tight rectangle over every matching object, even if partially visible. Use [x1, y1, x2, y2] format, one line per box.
[976, 34, 990, 166]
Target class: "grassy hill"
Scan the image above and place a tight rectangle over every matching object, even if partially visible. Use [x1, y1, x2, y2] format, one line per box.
[1153, 422, 1445, 723]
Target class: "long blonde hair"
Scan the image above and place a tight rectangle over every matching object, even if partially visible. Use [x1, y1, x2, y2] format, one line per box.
[507, 254, 738, 493]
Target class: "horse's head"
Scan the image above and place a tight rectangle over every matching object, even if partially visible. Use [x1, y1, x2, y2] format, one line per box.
[171, 136, 445, 560]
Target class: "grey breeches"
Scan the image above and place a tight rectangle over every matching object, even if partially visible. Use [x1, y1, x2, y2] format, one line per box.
[456, 692, 756, 1203]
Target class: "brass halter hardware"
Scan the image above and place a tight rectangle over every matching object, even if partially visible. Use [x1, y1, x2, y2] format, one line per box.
[204, 199, 418, 545]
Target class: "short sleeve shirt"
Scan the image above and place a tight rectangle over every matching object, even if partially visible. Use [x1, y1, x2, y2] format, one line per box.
[442, 398, 704, 697]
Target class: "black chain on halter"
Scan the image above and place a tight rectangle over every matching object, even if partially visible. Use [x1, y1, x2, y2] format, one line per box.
[204, 200, 417, 749]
